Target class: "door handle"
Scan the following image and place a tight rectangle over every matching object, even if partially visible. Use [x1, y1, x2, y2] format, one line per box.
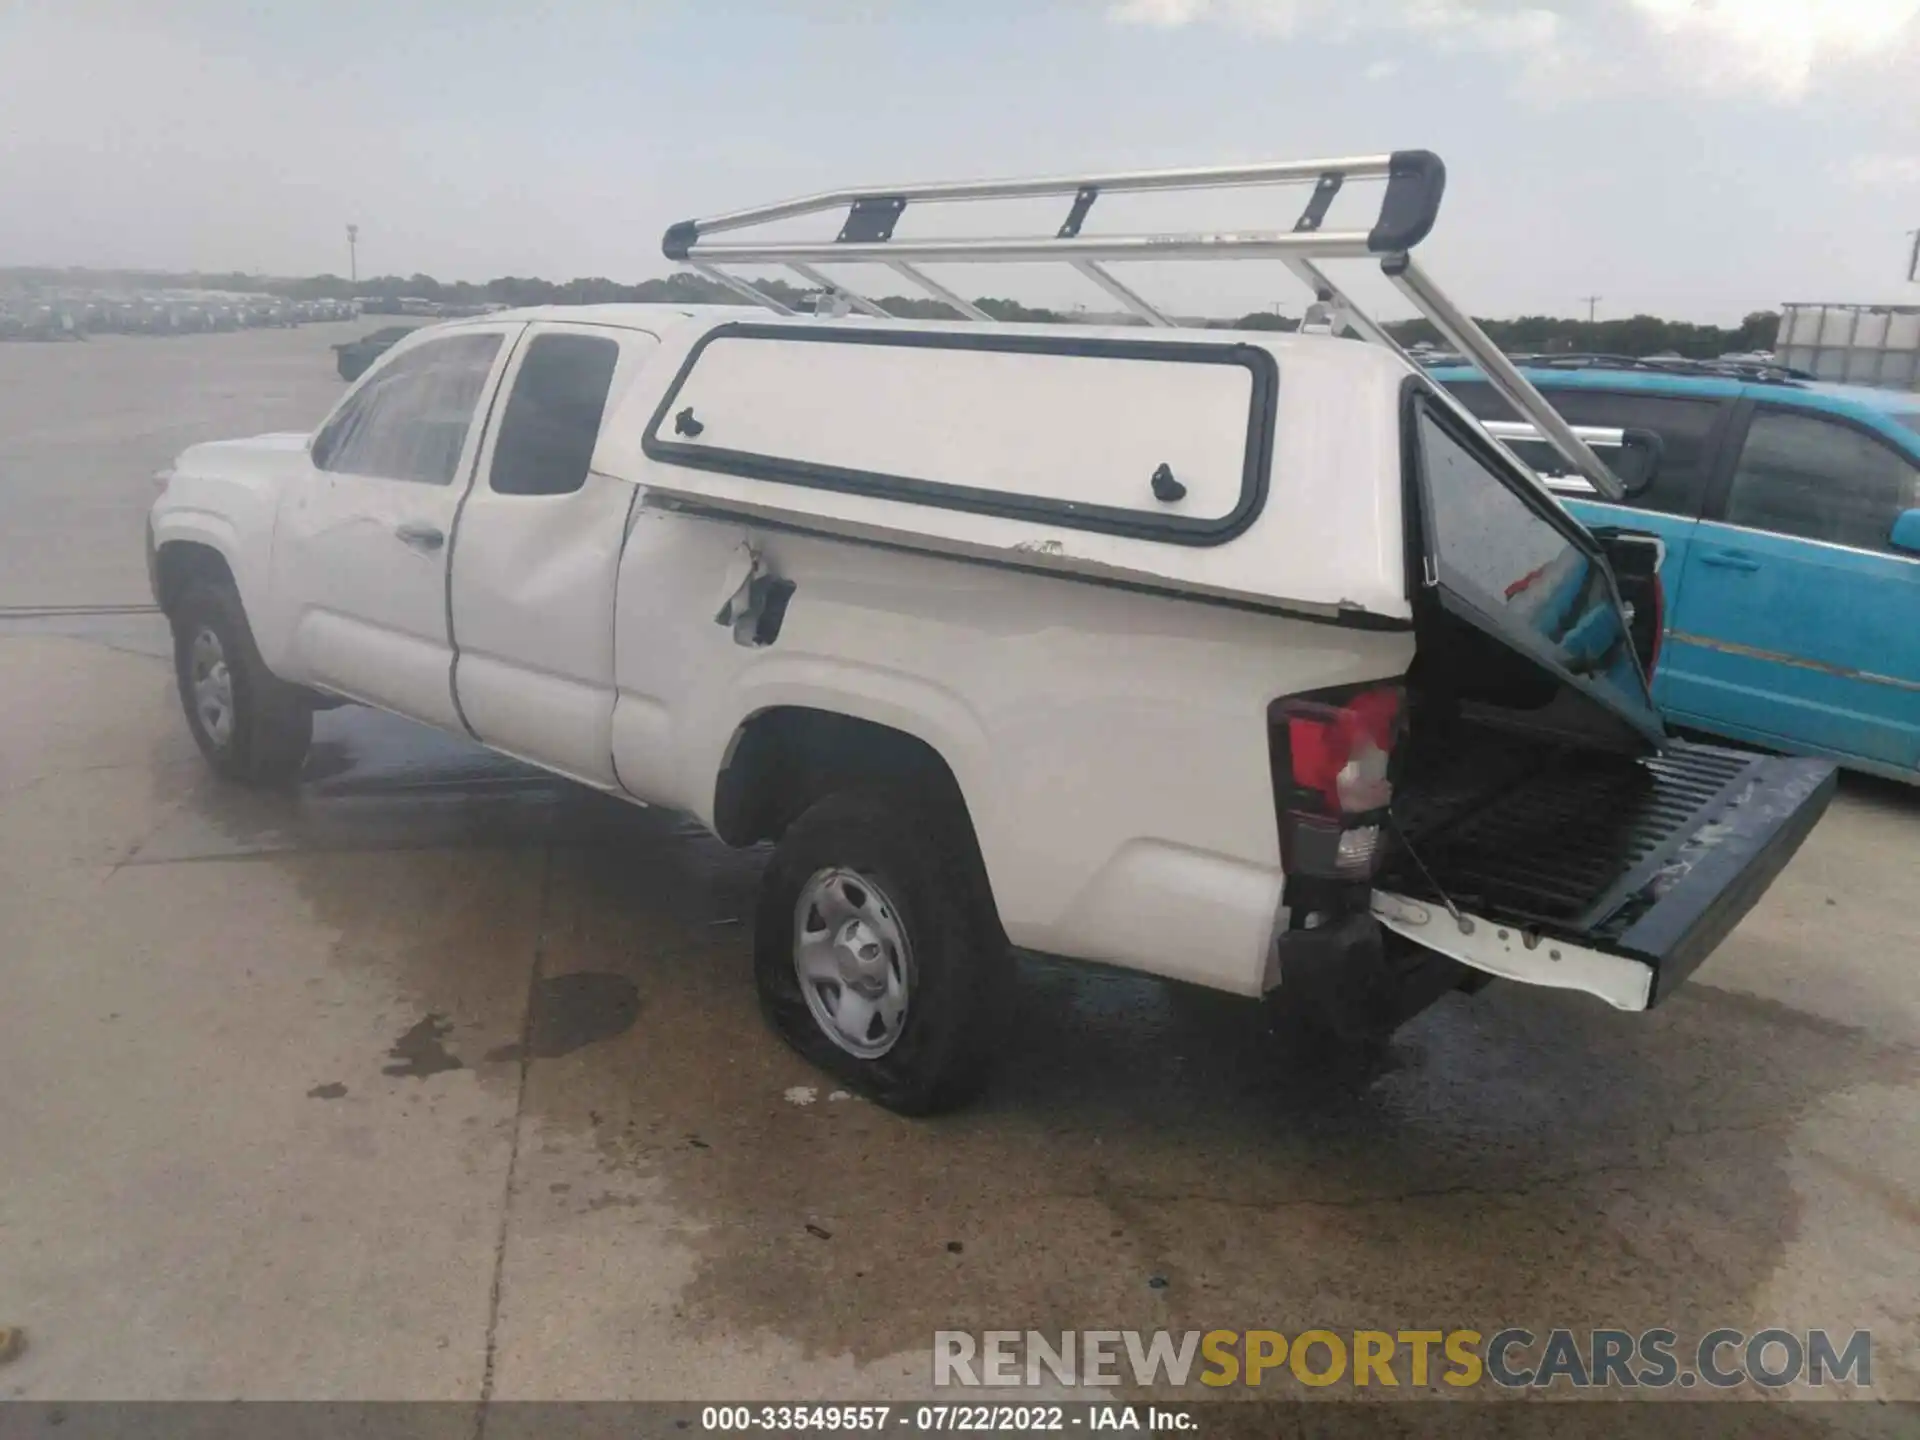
[1699, 550, 1759, 573]
[394, 521, 445, 552]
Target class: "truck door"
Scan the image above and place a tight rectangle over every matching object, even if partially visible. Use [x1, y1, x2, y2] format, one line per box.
[275, 325, 520, 728]
[1664, 405, 1920, 771]
[448, 323, 658, 787]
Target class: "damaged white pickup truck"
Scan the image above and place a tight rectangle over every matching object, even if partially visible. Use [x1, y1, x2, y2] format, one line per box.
[147, 152, 1835, 1111]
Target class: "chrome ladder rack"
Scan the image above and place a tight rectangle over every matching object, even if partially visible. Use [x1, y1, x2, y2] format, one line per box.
[661, 150, 1626, 500]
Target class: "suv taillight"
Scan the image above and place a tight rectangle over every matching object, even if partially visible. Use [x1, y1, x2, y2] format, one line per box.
[1274, 685, 1403, 883]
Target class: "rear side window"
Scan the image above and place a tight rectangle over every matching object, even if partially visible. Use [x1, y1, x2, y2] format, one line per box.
[1416, 403, 1653, 716]
[489, 334, 623, 496]
[314, 333, 503, 484]
[1725, 409, 1920, 553]
[1444, 381, 1725, 517]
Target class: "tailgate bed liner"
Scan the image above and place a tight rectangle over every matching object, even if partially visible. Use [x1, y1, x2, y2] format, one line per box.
[1381, 738, 1835, 1000]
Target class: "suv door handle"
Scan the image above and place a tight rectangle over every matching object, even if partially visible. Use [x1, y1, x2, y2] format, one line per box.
[1699, 549, 1759, 572]
[394, 521, 445, 552]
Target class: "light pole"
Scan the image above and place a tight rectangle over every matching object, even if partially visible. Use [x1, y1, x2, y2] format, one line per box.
[346, 225, 359, 285]
[1906, 229, 1919, 284]
[1580, 294, 1602, 324]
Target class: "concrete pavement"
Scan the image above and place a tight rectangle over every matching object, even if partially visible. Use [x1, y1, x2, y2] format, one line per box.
[1, 324, 1916, 1427]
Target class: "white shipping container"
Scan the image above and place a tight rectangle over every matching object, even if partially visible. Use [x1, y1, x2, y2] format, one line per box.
[1776, 303, 1920, 391]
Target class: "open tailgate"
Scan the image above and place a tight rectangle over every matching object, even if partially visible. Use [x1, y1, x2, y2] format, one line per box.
[1374, 740, 1836, 1010]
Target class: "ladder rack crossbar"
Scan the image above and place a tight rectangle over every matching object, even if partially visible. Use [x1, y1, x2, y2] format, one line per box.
[659, 150, 1627, 501]
[677, 154, 1400, 239]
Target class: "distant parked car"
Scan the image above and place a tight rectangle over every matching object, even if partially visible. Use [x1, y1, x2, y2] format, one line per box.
[331, 325, 417, 381]
[1430, 355, 1920, 782]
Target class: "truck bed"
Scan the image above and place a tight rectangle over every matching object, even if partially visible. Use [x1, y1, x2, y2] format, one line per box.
[1384, 732, 1784, 940]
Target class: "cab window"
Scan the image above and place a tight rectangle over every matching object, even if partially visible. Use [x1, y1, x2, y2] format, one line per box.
[488, 334, 623, 496]
[313, 333, 503, 485]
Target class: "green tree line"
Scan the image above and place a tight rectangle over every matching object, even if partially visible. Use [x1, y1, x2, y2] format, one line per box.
[5, 264, 1781, 356]
[1225, 307, 1781, 358]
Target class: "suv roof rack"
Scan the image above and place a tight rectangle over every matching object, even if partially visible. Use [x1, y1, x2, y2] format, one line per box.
[1504, 353, 1814, 384]
[661, 150, 1630, 501]
[1415, 350, 1814, 385]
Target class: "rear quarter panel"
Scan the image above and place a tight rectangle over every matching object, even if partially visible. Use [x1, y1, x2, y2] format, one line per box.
[610, 510, 1417, 995]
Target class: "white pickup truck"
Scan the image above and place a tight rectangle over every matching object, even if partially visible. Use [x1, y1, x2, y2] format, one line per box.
[147, 153, 1835, 1112]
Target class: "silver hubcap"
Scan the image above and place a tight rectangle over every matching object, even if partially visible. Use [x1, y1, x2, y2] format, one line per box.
[794, 868, 912, 1059]
[189, 626, 235, 746]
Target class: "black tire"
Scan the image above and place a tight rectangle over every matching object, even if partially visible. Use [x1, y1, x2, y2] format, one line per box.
[754, 788, 1007, 1115]
[171, 581, 312, 786]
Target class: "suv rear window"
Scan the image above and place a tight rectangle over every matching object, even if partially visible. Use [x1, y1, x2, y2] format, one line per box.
[1443, 381, 1726, 517]
[1415, 400, 1655, 723]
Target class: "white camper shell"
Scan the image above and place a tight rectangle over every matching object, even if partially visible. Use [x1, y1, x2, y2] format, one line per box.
[605, 320, 1412, 620]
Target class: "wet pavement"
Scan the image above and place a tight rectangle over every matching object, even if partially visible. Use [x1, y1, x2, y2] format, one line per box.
[1, 328, 1917, 1426]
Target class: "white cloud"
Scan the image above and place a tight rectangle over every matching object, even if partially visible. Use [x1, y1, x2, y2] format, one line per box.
[1105, 0, 1920, 103]
[1107, 0, 1213, 25]
[1845, 154, 1920, 189]
[1629, 0, 1920, 99]
[1364, 57, 1401, 80]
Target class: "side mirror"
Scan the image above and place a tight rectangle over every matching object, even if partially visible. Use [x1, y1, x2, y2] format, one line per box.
[1891, 508, 1920, 556]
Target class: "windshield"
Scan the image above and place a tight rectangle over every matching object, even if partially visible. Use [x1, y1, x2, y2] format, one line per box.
[1415, 400, 1658, 727]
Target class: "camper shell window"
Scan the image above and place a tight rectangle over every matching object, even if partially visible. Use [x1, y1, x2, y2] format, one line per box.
[640, 324, 1280, 546]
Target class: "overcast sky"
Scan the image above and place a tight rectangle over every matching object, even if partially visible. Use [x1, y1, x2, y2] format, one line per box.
[4, 0, 1919, 322]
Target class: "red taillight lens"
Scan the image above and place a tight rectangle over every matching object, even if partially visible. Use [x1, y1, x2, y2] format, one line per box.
[1276, 685, 1403, 883]
[1283, 687, 1401, 813]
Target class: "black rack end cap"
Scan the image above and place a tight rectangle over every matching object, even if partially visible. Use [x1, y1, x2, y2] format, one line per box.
[1367, 150, 1447, 255]
[663, 219, 701, 262]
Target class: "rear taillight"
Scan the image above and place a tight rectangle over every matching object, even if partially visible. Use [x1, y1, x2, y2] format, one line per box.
[1274, 684, 1403, 883]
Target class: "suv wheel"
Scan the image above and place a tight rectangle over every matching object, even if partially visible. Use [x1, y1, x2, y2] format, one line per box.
[754, 789, 1006, 1114]
[171, 581, 312, 786]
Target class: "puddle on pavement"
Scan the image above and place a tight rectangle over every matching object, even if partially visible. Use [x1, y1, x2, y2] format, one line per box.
[151, 701, 1920, 1393]
[488, 972, 644, 1062]
[383, 1014, 465, 1078]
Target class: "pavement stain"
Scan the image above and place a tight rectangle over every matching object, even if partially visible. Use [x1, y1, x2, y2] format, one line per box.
[159, 704, 1920, 1390]
[487, 971, 643, 1064]
[382, 1015, 464, 1079]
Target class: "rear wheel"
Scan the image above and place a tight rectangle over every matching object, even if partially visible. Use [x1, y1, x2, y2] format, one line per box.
[754, 788, 1006, 1114]
[171, 581, 312, 786]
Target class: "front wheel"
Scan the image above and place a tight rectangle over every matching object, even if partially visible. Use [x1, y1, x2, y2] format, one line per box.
[171, 581, 312, 786]
[753, 789, 1007, 1115]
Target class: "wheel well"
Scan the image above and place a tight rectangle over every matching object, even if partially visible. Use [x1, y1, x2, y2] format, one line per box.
[714, 708, 975, 849]
[154, 541, 235, 617]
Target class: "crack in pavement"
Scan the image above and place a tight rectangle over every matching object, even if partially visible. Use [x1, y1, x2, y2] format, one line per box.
[474, 843, 554, 1437]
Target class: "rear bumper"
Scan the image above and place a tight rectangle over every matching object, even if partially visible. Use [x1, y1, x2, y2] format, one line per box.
[1374, 747, 1837, 1010]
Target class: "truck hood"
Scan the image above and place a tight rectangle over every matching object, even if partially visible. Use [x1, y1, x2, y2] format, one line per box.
[173, 432, 312, 477]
